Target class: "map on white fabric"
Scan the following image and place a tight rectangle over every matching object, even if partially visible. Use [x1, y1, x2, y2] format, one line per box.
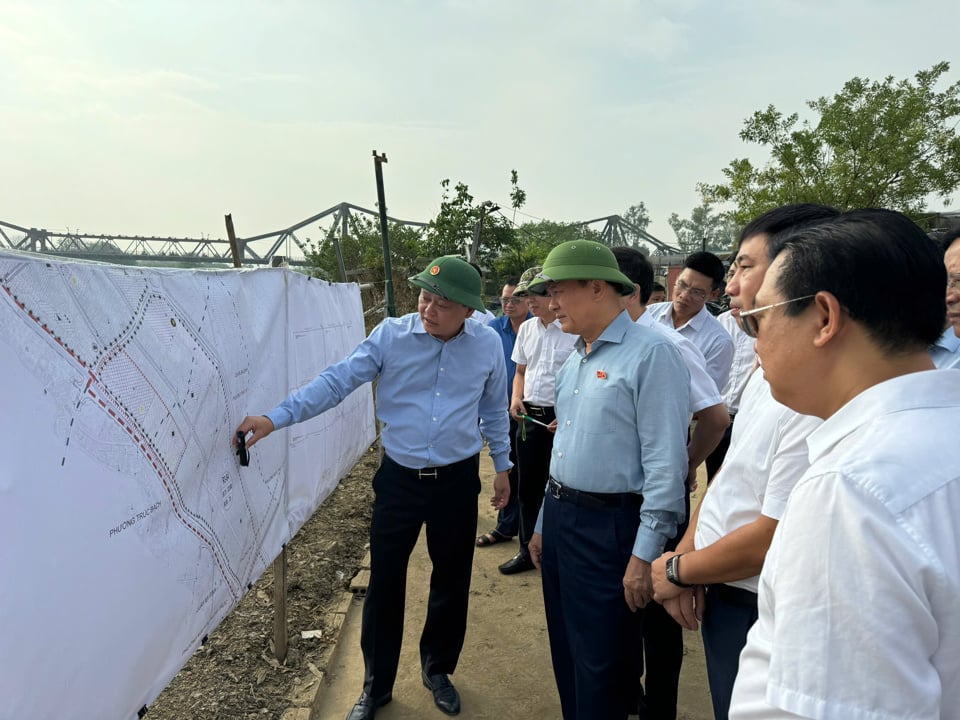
[0, 250, 375, 720]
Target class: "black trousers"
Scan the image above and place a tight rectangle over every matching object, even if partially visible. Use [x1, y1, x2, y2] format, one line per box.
[360, 453, 481, 698]
[515, 405, 556, 549]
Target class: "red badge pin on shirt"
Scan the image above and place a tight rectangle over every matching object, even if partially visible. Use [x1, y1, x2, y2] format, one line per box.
[596, 370, 607, 379]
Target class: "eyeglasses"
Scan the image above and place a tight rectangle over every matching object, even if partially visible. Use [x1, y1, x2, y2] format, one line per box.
[674, 279, 709, 301]
[737, 295, 816, 338]
[500, 296, 524, 305]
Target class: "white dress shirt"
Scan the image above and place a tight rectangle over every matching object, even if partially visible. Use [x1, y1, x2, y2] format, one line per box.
[717, 310, 757, 414]
[730, 370, 960, 720]
[694, 370, 821, 593]
[636, 311, 721, 415]
[647, 301, 735, 392]
[510, 317, 577, 406]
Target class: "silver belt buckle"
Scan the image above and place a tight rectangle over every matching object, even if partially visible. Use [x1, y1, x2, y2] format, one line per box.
[419, 467, 438, 479]
[549, 478, 562, 499]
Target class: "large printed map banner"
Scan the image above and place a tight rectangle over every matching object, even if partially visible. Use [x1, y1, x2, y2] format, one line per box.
[0, 251, 375, 719]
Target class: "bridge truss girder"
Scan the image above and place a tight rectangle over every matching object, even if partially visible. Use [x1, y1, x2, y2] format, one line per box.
[0, 203, 429, 268]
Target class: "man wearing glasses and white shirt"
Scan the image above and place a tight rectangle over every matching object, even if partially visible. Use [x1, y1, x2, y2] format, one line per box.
[728, 209, 960, 720]
[647, 252, 734, 393]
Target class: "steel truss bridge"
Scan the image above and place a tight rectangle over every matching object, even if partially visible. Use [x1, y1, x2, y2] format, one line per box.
[0, 204, 679, 267]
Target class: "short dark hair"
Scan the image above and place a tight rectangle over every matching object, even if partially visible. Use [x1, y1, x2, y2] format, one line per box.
[612, 246, 654, 303]
[652, 281, 666, 293]
[772, 209, 945, 353]
[738, 204, 841, 261]
[683, 251, 726, 290]
[504, 276, 520, 287]
[940, 223, 960, 254]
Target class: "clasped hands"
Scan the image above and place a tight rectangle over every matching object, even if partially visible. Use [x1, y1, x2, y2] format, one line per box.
[651, 551, 705, 630]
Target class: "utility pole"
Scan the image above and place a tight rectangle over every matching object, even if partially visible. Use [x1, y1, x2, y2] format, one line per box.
[372, 151, 396, 317]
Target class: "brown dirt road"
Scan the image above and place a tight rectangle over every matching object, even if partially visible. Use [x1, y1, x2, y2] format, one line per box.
[309, 455, 714, 720]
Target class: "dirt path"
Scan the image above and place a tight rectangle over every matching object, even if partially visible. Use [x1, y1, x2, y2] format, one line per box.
[310, 455, 714, 720]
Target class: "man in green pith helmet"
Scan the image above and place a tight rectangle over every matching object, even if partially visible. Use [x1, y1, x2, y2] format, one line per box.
[236, 256, 512, 720]
[524, 240, 689, 719]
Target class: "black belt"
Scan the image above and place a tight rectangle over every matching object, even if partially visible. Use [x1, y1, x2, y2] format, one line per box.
[525, 404, 555, 417]
[547, 477, 642, 510]
[384, 454, 475, 479]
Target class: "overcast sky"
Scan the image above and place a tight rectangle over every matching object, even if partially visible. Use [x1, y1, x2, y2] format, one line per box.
[1, 0, 957, 250]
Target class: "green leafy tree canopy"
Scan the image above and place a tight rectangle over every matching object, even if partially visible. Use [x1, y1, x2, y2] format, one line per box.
[668, 203, 737, 254]
[700, 62, 960, 226]
[490, 220, 602, 279]
[622, 202, 651, 248]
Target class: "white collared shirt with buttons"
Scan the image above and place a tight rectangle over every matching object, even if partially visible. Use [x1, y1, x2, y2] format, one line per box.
[635, 311, 721, 416]
[716, 309, 757, 414]
[510, 316, 577, 406]
[647, 301, 735, 393]
[730, 369, 960, 720]
[694, 370, 820, 593]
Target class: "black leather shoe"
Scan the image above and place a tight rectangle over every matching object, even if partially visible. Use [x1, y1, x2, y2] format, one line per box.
[344, 690, 392, 720]
[421, 672, 461, 715]
[499, 550, 536, 575]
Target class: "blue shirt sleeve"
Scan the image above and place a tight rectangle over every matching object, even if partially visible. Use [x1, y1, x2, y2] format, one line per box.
[631, 341, 689, 561]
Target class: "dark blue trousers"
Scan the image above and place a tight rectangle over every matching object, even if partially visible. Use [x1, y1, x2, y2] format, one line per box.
[360, 454, 480, 698]
[637, 490, 690, 719]
[701, 583, 759, 720]
[540, 491, 645, 719]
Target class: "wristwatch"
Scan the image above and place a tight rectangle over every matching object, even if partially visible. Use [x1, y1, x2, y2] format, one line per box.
[665, 554, 694, 588]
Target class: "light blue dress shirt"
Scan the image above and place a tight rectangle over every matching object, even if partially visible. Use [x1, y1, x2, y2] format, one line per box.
[930, 327, 960, 369]
[541, 311, 690, 561]
[265, 313, 513, 472]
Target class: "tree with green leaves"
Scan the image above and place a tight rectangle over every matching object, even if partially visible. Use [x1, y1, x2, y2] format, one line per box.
[489, 220, 602, 279]
[422, 172, 526, 266]
[621, 203, 652, 248]
[307, 171, 530, 294]
[668, 203, 737, 254]
[306, 214, 424, 282]
[700, 62, 960, 227]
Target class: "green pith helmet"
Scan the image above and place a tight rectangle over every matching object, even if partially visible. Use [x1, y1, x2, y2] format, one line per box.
[527, 241, 635, 296]
[512, 265, 543, 297]
[408, 256, 486, 312]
